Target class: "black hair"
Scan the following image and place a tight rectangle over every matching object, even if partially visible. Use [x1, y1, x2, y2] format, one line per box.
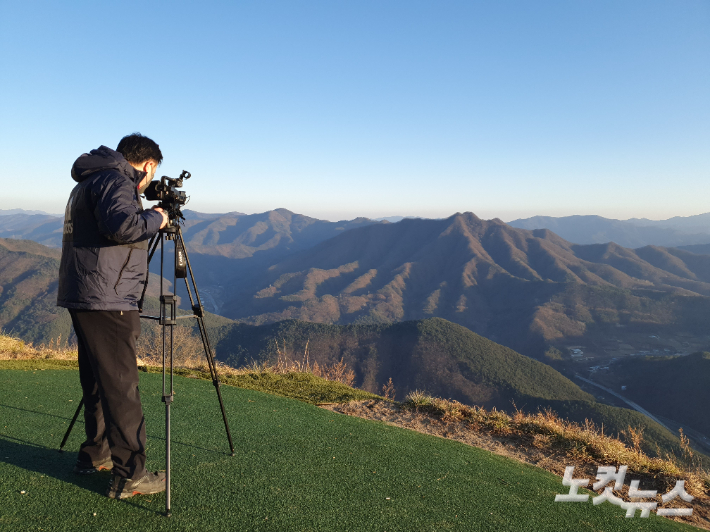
[116, 133, 163, 165]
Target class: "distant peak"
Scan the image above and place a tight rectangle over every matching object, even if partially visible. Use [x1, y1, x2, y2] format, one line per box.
[450, 212, 481, 221]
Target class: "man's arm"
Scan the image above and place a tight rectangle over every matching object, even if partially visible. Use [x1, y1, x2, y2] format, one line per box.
[93, 173, 164, 244]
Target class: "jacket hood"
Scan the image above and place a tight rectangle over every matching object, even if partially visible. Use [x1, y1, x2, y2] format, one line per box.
[71, 146, 145, 184]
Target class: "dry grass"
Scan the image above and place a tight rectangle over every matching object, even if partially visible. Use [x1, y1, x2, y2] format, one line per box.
[138, 331, 358, 387]
[401, 391, 709, 495]
[198, 353, 357, 388]
[136, 325, 206, 368]
[381, 377, 396, 400]
[0, 333, 77, 361]
[1, 330, 357, 389]
[267, 337, 356, 387]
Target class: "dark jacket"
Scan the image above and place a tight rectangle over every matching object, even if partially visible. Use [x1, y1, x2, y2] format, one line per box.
[57, 146, 163, 310]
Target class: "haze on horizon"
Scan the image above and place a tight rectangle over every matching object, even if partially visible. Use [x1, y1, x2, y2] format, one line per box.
[1, 1, 708, 223]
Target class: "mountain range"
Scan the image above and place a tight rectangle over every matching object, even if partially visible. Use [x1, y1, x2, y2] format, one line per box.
[209, 212, 710, 359]
[0, 209, 61, 216]
[0, 238, 173, 343]
[0, 213, 65, 248]
[0, 208, 381, 255]
[4, 208, 710, 360]
[179, 208, 379, 259]
[6, 208, 710, 251]
[0, 238, 70, 343]
[508, 213, 710, 248]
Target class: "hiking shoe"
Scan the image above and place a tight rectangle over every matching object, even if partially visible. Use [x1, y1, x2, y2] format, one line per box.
[106, 471, 166, 499]
[74, 456, 113, 475]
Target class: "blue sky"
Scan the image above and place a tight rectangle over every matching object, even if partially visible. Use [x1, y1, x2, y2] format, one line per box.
[1, 0, 708, 221]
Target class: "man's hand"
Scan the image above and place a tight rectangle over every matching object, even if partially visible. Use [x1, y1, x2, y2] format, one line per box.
[153, 207, 169, 229]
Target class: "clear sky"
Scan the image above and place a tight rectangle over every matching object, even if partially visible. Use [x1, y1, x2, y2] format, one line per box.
[1, 0, 708, 222]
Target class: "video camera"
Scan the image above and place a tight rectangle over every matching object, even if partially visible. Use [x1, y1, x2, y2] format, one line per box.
[144, 170, 191, 226]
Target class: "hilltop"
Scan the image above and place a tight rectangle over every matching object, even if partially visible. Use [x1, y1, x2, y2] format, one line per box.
[212, 318, 594, 404]
[179, 208, 379, 259]
[0, 313, 697, 464]
[1, 352, 708, 529]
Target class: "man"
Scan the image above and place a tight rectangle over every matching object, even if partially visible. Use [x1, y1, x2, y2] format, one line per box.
[57, 133, 169, 499]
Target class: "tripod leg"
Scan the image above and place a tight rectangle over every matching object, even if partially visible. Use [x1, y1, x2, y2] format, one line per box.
[159, 233, 174, 517]
[59, 398, 84, 452]
[165, 308, 174, 516]
[164, 325, 173, 517]
[177, 228, 235, 456]
[194, 314, 236, 456]
[181, 281, 236, 456]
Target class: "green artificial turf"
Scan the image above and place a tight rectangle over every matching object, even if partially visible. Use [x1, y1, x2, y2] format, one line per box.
[0, 368, 696, 532]
[141, 366, 383, 405]
[0, 359, 381, 405]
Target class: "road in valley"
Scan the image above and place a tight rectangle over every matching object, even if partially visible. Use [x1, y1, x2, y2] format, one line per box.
[574, 374, 671, 432]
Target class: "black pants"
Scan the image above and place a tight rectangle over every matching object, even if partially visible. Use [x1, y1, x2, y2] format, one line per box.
[69, 309, 147, 479]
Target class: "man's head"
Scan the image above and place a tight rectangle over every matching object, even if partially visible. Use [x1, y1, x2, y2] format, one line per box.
[117, 133, 163, 192]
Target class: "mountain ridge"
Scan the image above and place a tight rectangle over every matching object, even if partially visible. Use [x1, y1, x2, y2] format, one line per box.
[217, 212, 710, 357]
[8, 207, 710, 252]
[509, 213, 710, 248]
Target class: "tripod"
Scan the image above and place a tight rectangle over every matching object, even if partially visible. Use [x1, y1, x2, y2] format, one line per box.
[59, 223, 235, 517]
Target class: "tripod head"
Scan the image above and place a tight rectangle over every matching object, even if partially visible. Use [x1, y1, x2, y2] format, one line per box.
[144, 170, 191, 229]
[141, 169, 192, 286]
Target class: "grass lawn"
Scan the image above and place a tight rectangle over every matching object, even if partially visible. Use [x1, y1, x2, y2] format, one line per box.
[0, 367, 696, 531]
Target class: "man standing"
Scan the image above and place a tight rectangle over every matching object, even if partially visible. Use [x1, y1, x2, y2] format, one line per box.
[58, 133, 169, 499]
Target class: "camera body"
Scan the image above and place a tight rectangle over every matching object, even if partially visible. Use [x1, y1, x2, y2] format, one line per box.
[144, 170, 191, 228]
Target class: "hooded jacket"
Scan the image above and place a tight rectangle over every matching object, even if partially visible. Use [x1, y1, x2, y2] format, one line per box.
[57, 146, 163, 310]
